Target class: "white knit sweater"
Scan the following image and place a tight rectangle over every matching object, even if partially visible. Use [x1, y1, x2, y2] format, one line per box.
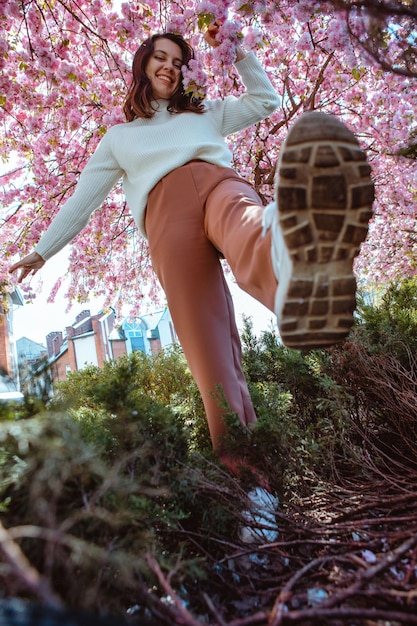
[35, 52, 280, 260]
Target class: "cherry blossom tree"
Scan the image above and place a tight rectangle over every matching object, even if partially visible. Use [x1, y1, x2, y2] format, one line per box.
[1, 0, 416, 316]
[330, 0, 417, 78]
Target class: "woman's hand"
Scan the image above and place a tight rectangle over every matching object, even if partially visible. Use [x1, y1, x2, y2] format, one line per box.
[204, 21, 248, 61]
[204, 22, 221, 48]
[9, 251, 46, 283]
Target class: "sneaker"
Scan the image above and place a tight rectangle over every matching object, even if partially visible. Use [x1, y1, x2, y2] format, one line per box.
[239, 486, 279, 544]
[271, 111, 374, 350]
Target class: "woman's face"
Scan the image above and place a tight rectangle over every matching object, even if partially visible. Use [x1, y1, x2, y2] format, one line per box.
[145, 38, 183, 100]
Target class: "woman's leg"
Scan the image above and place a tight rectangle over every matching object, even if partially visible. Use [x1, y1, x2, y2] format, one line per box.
[204, 175, 277, 311]
[145, 162, 267, 450]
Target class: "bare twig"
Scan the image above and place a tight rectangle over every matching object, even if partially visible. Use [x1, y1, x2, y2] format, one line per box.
[0, 521, 63, 608]
[145, 553, 204, 626]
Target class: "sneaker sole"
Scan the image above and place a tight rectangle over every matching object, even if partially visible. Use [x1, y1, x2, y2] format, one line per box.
[240, 487, 279, 544]
[275, 112, 374, 349]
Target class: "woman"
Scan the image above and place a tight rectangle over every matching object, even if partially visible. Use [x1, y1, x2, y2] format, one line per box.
[9, 26, 373, 537]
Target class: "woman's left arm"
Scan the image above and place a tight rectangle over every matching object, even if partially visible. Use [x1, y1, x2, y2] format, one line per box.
[234, 45, 249, 62]
[213, 52, 281, 136]
[204, 23, 280, 135]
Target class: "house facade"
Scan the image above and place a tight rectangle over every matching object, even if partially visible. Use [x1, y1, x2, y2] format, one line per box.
[16, 337, 48, 364]
[0, 289, 24, 398]
[121, 308, 178, 356]
[46, 307, 178, 384]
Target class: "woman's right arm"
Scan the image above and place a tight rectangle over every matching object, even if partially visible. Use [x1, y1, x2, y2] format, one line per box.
[9, 251, 46, 283]
[204, 23, 280, 135]
[34, 129, 124, 261]
[9, 129, 124, 281]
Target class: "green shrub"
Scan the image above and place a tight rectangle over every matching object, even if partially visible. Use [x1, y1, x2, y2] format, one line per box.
[325, 277, 417, 468]
[54, 348, 211, 451]
[240, 318, 362, 486]
[355, 276, 417, 362]
[2, 291, 416, 617]
[0, 350, 243, 612]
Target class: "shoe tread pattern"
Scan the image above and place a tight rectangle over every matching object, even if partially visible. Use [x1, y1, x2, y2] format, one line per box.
[277, 112, 374, 349]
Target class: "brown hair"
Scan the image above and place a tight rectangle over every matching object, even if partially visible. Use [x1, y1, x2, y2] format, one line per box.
[123, 33, 206, 121]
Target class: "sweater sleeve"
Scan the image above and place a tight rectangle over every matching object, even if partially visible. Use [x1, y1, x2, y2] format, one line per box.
[210, 52, 281, 137]
[35, 129, 124, 261]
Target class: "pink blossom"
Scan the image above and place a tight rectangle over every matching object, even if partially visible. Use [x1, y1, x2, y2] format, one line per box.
[197, 0, 230, 21]
[47, 278, 62, 303]
[67, 109, 83, 130]
[296, 32, 313, 52]
[292, 2, 321, 22]
[326, 17, 349, 49]
[56, 60, 78, 80]
[0, 36, 8, 57]
[243, 27, 263, 51]
[166, 14, 187, 34]
[182, 58, 208, 99]
[2, 0, 20, 19]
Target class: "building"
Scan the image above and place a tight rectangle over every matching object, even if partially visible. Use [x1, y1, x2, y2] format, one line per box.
[46, 307, 177, 384]
[16, 337, 48, 364]
[0, 288, 25, 401]
[47, 308, 119, 383]
[121, 308, 178, 356]
[0, 288, 24, 381]
[15, 337, 50, 401]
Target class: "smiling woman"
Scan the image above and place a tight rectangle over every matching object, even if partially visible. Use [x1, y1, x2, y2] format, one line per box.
[123, 32, 206, 121]
[145, 39, 182, 100]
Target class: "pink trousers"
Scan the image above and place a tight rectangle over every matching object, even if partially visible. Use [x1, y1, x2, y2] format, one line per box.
[145, 161, 277, 450]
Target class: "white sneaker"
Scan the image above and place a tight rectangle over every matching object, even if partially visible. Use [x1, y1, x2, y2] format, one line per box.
[267, 111, 374, 350]
[239, 486, 279, 544]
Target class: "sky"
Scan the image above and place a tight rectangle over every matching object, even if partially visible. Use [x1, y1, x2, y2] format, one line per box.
[11, 247, 277, 346]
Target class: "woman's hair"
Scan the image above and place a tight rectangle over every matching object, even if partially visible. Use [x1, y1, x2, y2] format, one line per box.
[123, 33, 206, 121]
